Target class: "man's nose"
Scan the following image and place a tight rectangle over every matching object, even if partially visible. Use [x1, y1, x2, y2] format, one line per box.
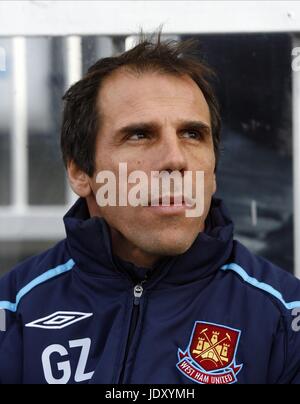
[156, 133, 188, 173]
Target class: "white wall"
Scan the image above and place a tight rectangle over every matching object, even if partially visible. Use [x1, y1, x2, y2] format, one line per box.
[0, 1, 300, 36]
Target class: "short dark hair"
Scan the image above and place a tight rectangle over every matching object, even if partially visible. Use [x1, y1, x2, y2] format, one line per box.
[61, 30, 221, 177]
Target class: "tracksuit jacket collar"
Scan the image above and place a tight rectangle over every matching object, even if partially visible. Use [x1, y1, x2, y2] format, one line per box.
[64, 197, 234, 288]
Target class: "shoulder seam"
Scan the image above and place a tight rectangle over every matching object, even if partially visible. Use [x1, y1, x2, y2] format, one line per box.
[221, 262, 300, 311]
[0, 259, 75, 312]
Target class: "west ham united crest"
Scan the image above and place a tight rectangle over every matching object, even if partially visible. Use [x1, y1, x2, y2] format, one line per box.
[177, 321, 243, 384]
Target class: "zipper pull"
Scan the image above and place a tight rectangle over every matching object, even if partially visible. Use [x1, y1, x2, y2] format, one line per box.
[133, 284, 144, 306]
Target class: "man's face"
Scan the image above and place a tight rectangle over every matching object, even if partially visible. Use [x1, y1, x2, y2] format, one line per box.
[89, 69, 216, 258]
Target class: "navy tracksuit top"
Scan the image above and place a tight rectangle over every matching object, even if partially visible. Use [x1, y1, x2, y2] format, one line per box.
[0, 197, 300, 384]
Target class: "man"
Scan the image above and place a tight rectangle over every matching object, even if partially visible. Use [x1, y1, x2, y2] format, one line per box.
[0, 31, 300, 384]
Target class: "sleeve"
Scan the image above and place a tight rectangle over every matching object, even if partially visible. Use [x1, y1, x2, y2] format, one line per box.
[272, 309, 300, 384]
[0, 274, 23, 384]
[284, 312, 300, 384]
[263, 265, 300, 384]
[0, 309, 23, 384]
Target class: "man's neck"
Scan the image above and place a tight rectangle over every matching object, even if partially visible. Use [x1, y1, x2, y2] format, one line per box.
[109, 226, 160, 268]
[86, 194, 164, 268]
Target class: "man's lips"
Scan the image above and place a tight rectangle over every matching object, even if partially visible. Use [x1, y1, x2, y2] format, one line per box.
[146, 195, 195, 208]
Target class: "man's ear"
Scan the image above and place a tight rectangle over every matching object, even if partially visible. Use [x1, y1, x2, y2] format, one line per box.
[67, 160, 92, 198]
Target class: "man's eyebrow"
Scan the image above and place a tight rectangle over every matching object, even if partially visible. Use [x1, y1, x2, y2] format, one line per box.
[116, 120, 211, 135]
[177, 120, 211, 132]
[116, 122, 159, 135]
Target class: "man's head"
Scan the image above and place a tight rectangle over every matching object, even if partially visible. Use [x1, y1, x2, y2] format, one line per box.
[61, 31, 221, 267]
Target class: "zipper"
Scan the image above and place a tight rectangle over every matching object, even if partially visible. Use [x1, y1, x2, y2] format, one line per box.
[118, 281, 146, 384]
[133, 284, 144, 305]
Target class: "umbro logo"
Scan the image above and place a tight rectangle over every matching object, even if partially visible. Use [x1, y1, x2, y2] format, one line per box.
[25, 311, 93, 330]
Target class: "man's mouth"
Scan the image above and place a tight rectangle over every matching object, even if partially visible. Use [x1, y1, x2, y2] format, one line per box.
[146, 194, 195, 209]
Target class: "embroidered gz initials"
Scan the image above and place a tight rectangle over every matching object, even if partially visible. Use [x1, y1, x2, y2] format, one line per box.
[42, 338, 94, 384]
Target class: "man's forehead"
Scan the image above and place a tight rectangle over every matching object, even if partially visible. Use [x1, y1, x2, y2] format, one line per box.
[98, 69, 210, 123]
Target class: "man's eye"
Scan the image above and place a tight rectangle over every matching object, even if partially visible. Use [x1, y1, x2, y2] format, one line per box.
[182, 130, 203, 140]
[128, 132, 148, 141]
